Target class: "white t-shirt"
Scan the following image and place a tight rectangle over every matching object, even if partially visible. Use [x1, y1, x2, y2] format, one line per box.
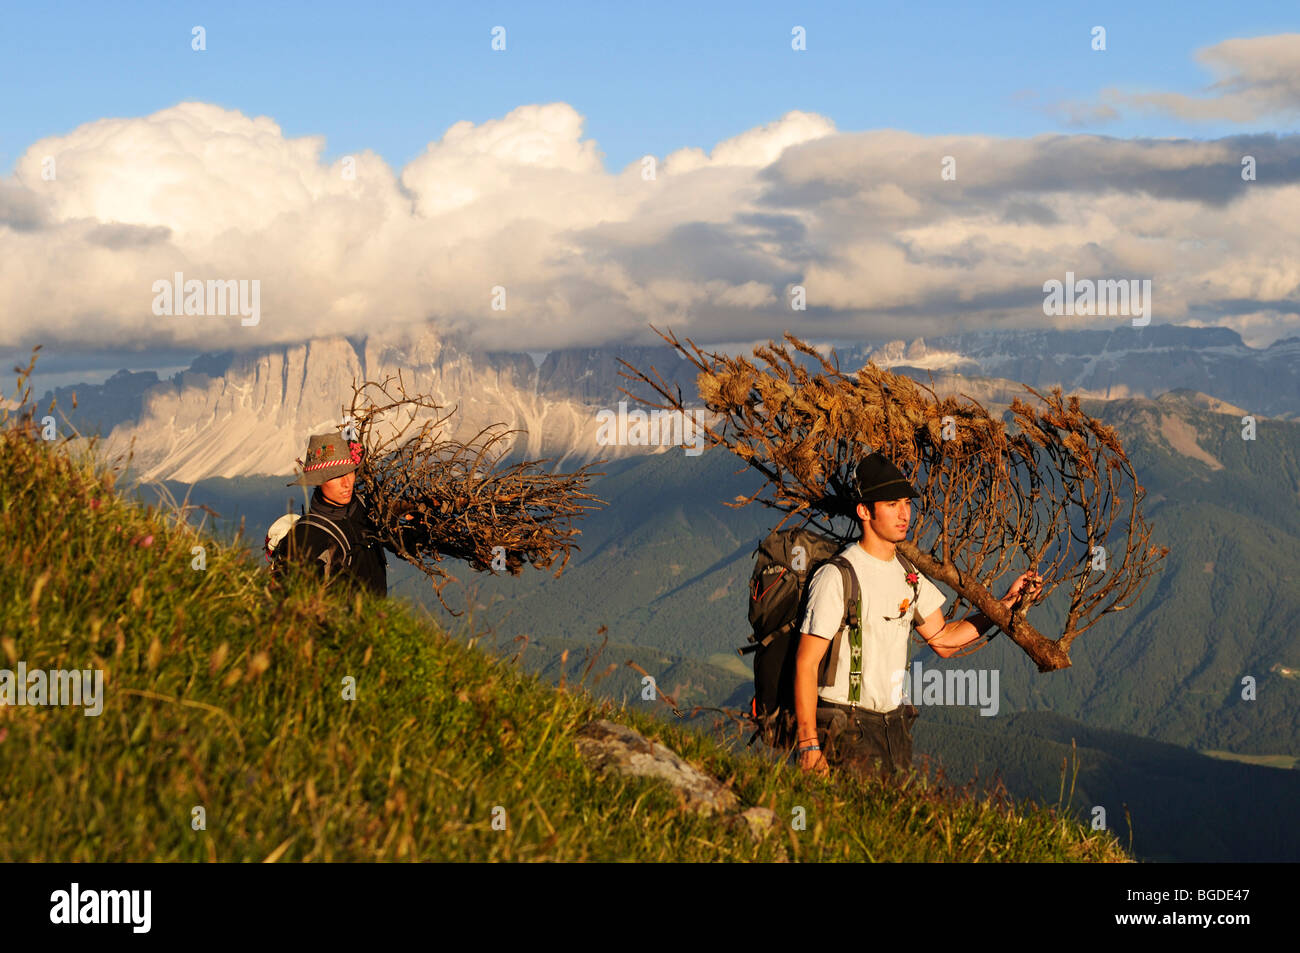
[799, 543, 946, 711]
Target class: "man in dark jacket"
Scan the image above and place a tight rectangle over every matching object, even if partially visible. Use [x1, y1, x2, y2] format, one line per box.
[270, 430, 423, 598]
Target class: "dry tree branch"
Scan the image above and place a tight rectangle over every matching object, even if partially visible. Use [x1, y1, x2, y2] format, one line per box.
[338, 373, 607, 613]
[618, 327, 1169, 672]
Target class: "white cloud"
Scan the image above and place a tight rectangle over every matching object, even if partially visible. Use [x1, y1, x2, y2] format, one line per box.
[2, 84, 1300, 357]
[1049, 34, 1300, 124]
[664, 110, 836, 172]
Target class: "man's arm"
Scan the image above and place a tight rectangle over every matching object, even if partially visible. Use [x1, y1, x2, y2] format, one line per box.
[914, 570, 1042, 657]
[794, 633, 831, 774]
[914, 611, 986, 658]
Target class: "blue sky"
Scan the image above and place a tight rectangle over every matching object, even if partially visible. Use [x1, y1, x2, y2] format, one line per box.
[2, 0, 1295, 177]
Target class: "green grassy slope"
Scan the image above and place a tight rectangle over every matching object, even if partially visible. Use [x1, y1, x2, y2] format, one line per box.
[434, 626, 1300, 862]
[0, 424, 1126, 862]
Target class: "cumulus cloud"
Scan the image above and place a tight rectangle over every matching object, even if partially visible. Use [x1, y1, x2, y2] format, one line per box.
[2, 88, 1299, 358]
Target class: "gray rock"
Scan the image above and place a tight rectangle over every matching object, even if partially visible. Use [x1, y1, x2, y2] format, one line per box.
[574, 719, 739, 816]
[737, 806, 780, 839]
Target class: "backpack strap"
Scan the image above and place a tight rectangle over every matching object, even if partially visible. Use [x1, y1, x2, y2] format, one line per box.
[827, 555, 863, 709]
[297, 514, 352, 567]
[753, 616, 796, 651]
[894, 548, 917, 578]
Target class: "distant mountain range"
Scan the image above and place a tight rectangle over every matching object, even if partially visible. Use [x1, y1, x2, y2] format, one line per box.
[28, 322, 1300, 484]
[861, 325, 1299, 417]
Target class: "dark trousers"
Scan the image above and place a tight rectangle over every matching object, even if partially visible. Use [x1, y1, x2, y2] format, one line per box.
[815, 701, 919, 779]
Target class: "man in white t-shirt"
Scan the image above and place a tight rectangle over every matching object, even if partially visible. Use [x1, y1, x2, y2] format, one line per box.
[794, 452, 1042, 779]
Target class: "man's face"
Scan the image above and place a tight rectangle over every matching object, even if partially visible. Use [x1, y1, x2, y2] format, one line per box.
[320, 469, 355, 506]
[859, 497, 911, 541]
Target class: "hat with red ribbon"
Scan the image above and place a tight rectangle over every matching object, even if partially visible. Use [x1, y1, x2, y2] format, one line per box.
[287, 430, 364, 486]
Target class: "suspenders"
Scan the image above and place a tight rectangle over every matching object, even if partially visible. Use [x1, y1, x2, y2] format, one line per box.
[827, 555, 863, 708]
[828, 548, 921, 711]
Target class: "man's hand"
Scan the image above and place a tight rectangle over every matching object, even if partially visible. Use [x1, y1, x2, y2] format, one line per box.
[799, 747, 829, 775]
[1002, 569, 1043, 608]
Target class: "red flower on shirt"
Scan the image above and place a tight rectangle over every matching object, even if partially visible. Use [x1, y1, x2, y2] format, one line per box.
[884, 566, 923, 621]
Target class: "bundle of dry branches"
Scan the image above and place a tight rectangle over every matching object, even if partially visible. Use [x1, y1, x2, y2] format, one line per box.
[619, 328, 1169, 672]
[340, 372, 606, 610]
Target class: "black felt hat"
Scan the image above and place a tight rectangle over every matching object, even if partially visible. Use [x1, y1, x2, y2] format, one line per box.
[853, 452, 918, 503]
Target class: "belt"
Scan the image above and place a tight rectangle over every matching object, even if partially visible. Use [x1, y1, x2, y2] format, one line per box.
[817, 699, 913, 723]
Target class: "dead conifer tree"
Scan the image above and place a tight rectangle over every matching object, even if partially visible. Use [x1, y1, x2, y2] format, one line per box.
[337, 372, 606, 611]
[619, 328, 1169, 672]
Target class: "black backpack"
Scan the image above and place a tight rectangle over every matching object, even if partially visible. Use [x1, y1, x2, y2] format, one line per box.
[269, 512, 354, 579]
[742, 527, 918, 748]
